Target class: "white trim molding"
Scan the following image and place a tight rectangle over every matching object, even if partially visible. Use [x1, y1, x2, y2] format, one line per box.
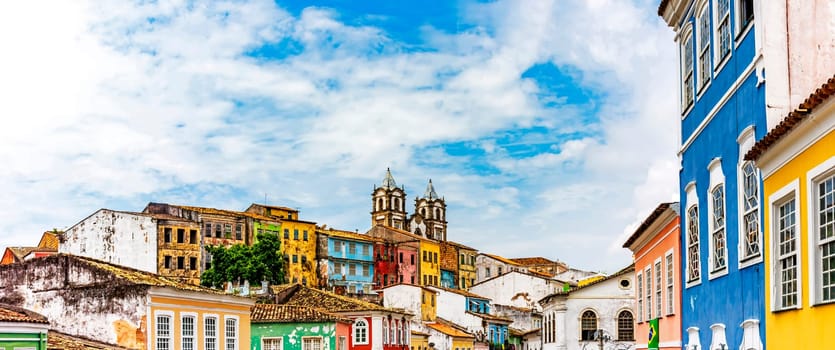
[806, 155, 835, 306]
[768, 179, 802, 312]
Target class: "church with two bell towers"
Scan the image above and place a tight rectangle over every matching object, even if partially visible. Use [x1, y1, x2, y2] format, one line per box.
[371, 168, 447, 242]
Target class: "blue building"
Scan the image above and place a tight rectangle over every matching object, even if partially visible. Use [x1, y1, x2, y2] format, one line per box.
[318, 228, 378, 295]
[440, 269, 456, 289]
[659, 0, 766, 349]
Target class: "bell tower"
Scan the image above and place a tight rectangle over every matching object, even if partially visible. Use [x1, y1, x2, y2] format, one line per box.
[414, 179, 447, 241]
[371, 168, 408, 230]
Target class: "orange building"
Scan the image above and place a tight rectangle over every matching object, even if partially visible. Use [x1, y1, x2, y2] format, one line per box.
[622, 202, 682, 349]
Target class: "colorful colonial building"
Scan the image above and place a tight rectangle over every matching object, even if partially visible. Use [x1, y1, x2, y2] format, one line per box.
[0, 304, 49, 350]
[250, 304, 353, 350]
[658, 0, 766, 347]
[622, 202, 682, 349]
[318, 227, 379, 294]
[247, 203, 318, 286]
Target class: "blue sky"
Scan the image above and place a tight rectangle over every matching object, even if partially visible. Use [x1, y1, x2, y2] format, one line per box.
[0, 0, 679, 272]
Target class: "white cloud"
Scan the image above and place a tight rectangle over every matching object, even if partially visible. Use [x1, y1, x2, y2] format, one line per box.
[0, 0, 679, 272]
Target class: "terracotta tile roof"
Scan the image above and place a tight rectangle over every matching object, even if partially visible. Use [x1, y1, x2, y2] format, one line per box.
[411, 330, 430, 336]
[368, 225, 435, 244]
[253, 203, 300, 213]
[38, 231, 61, 250]
[48, 331, 132, 350]
[429, 286, 489, 300]
[174, 205, 244, 218]
[465, 311, 513, 323]
[622, 202, 678, 248]
[482, 253, 522, 267]
[445, 240, 476, 251]
[251, 304, 353, 324]
[147, 212, 197, 221]
[319, 228, 381, 243]
[746, 75, 835, 161]
[236, 211, 281, 223]
[509, 257, 555, 266]
[6, 247, 38, 260]
[427, 322, 475, 338]
[0, 304, 49, 324]
[273, 284, 408, 314]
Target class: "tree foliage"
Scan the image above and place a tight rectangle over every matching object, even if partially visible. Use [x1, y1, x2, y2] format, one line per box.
[201, 233, 286, 288]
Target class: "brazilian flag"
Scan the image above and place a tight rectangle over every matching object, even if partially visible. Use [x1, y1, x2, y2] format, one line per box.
[647, 318, 659, 350]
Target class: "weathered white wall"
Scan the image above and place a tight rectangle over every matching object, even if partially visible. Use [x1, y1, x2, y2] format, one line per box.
[475, 255, 525, 284]
[541, 272, 635, 350]
[470, 272, 560, 310]
[382, 285, 423, 319]
[60, 209, 157, 273]
[428, 328, 451, 350]
[763, 0, 835, 127]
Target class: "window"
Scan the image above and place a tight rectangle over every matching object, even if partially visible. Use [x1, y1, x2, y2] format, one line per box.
[714, 0, 731, 64]
[215, 224, 222, 238]
[301, 255, 307, 264]
[383, 319, 389, 344]
[498, 266, 503, 275]
[338, 336, 347, 350]
[737, 0, 754, 33]
[349, 243, 357, 254]
[205, 223, 212, 237]
[816, 172, 835, 303]
[680, 27, 694, 110]
[363, 264, 370, 277]
[363, 245, 370, 256]
[182, 315, 195, 350]
[177, 228, 185, 243]
[666, 253, 675, 314]
[775, 197, 799, 309]
[205, 316, 218, 350]
[696, 4, 711, 91]
[349, 264, 357, 276]
[263, 338, 282, 350]
[164, 227, 172, 243]
[433, 252, 438, 264]
[226, 317, 238, 350]
[156, 314, 171, 350]
[236, 224, 242, 240]
[190, 257, 197, 270]
[687, 205, 701, 282]
[178, 256, 185, 270]
[741, 161, 761, 260]
[353, 319, 368, 344]
[655, 261, 662, 317]
[303, 230, 308, 241]
[190, 229, 197, 244]
[423, 251, 427, 262]
[284, 229, 290, 239]
[580, 310, 597, 341]
[400, 252, 404, 263]
[485, 267, 491, 278]
[460, 254, 465, 265]
[334, 241, 342, 252]
[294, 229, 299, 240]
[636, 273, 643, 323]
[711, 185, 727, 272]
[645, 267, 652, 320]
[164, 256, 171, 269]
[617, 311, 634, 341]
[411, 254, 415, 265]
[292, 255, 298, 263]
[225, 224, 232, 238]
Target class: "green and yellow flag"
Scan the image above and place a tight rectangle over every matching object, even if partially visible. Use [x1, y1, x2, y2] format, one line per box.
[647, 318, 659, 350]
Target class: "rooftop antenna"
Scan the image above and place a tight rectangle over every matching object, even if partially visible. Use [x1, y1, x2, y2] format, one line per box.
[264, 193, 268, 205]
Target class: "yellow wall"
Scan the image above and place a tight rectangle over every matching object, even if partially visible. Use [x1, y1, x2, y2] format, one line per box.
[420, 289, 437, 321]
[763, 128, 835, 348]
[420, 241, 440, 286]
[149, 295, 251, 350]
[410, 333, 429, 350]
[281, 220, 318, 286]
[458, 249, 477, 290]
[452, 337, 475, 350]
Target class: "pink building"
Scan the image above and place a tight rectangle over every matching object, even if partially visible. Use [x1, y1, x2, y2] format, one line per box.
[622, 203, 682, 350]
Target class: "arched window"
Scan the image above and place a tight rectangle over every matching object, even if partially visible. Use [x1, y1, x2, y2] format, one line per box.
[420, 208, 426, 217]
[383, 319, 389, 344]
[580, 310, 597, 341]
[377, 198, 383, 211]
[353, 319, 368, 344]
[434, 208, 440, 219]
[397, 198, 402, 211]
[617, 310, 634, 341]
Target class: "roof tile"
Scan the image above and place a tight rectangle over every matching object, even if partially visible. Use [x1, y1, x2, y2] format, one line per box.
[251, 304, 352, 324]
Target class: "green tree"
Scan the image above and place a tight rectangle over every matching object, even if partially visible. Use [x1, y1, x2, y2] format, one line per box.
[201, 233, 286, 288]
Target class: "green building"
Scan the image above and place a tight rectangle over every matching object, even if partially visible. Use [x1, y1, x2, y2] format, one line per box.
[0, 304, 49, 350]
[251, 304, 353, 350]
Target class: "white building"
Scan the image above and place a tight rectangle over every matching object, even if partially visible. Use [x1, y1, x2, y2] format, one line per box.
[59, 209, 158, 273]
[539, 266, 635, 350]
[475, 254, 528, 284]
[470, 271, 564, 311]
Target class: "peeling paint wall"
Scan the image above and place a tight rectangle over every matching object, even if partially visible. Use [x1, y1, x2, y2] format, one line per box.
[469, 272, 560, 311]
[60, 209, 157, 274]
[0, 256, 150, 349]
[156, 218, 202, 285]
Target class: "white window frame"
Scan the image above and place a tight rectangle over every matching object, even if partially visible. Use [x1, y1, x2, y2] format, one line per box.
[686, 181, 703, 287]
[654, 258, 663, 318]
[712, 0, 732, 73]
[769, 179, 801, 311]
[225, 315, 239, 350]
[636, 272, 643, 323]
[695, 1, 712, 95]
[733, 0, 755, 45]
[708, 158, 729, 279]
[263, 337, 283, 350]
[807, 156, 835, 305]
[154, 310, 174, 350]
[680, 24, 695, 116]
[665, 250, 676, 315]
[383, 319, 389, 344]
[645, 266, 652, 321]
[181, 312, 197, 350]
[303, 336, 323, 350]
[204, 314, 219, 350]
[353, 318, 369, 345]
[738, 127, 763, 268]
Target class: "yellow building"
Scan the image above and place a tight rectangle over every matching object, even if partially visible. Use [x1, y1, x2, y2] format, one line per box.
[747, 76, 835, 348]
[420, 286, 438, 321]
[246, 204, 318, 286]
[419, 239, 441, 287]
[426, 323, 475, 350]
[447, 241, 477, 290]
[411, 330, 430, 350]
